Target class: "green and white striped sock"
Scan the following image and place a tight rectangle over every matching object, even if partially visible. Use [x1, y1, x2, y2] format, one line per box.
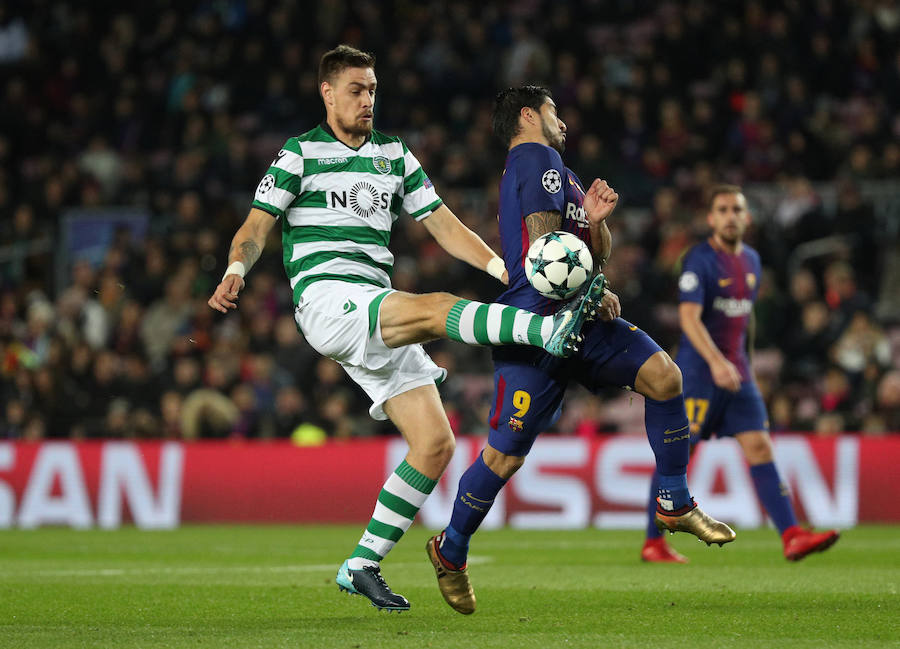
[445, 299, 555, 347]
[347, 460, 438, 569]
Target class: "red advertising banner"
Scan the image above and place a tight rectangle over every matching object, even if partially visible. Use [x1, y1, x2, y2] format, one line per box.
[0, 435, 897, 529]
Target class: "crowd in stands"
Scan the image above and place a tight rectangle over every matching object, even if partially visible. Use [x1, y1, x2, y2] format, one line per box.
[1, 1, 899, 441]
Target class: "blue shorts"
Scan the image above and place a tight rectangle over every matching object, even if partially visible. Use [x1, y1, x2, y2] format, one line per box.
[487, 317, 661, 456]
[680, 369, 769, 441]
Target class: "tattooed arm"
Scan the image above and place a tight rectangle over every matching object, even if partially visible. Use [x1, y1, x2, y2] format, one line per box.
[524, 210, 563, 244]
[208, 208, 277, 313]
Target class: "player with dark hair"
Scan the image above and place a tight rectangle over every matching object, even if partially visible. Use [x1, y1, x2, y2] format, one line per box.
[640, 185, 839, 564]
[425, 87, 735, 615]
[208, 48, 604, 613]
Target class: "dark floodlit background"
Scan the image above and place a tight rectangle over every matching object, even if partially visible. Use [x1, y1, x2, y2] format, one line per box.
[1, 1, 898, 442]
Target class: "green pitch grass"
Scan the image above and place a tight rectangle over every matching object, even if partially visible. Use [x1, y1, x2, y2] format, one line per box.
[0, 525, 897, 649]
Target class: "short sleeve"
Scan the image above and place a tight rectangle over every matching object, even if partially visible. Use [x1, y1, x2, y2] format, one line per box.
[251, 137, 304, 218]
[678, 248, 705, 304]
[750, 249, 763, 301]
[400, 142, 443, 221]
[517, 145, 566, 216]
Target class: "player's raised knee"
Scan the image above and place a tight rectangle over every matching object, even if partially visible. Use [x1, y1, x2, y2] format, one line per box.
[636, 352, 683, 401]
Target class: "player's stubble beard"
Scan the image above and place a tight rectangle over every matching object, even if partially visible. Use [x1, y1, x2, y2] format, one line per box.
[543, 121, 565, 153]
[337, 113, 373, 138]
[717, 224, 743, 246]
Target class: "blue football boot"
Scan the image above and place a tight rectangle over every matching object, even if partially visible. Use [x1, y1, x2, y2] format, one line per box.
[335, 560, 410, 612]
[544, 273, 608, 357]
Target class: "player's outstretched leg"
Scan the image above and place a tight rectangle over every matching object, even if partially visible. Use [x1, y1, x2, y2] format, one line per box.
[444, 298, 587, 358]
[335, 560, 409, 612]
[384, 285, 613, 358]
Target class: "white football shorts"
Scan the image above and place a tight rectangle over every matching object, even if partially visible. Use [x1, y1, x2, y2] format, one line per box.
[293, 280, 446, 420]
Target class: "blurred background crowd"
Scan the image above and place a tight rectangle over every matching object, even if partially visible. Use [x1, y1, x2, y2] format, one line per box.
[1, 0, 899, 441]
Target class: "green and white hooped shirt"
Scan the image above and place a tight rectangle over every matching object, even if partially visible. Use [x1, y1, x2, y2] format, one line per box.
[251, 123, 443, 306]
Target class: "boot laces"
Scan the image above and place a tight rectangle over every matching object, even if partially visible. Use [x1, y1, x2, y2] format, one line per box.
[362, 566, 389, 589]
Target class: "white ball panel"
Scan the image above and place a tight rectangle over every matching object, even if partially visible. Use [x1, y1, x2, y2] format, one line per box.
[542, 260, 571, 284]
[529, 271, 554, 295]
[577, 247, 594, 273]
[567, 265, 588, 288]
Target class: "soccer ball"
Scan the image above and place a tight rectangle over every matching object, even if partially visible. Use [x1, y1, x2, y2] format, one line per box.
[524, 231, 593, 300]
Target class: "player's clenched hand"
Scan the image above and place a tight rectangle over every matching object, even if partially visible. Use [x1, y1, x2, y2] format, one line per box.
[584, 179, 619, 225]
[208, 275, 245, 313]
[711, 357, 741, 392]
[598, 290, 621, 321]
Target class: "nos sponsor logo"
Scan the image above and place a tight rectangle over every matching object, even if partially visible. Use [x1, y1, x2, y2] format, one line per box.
[330, 181, 390, 218]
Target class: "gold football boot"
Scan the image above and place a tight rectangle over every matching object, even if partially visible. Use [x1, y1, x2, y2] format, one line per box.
[654, 500, 736, 546]
[426, 534, 476, 615]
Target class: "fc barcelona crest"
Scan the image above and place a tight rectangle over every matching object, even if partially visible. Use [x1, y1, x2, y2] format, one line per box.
[373, 155, 391, 174]
[746, 273, 756, 289]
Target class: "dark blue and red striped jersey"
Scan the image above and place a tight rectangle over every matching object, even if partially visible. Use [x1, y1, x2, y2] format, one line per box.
[495, 142, 592, 315]
[676, 239, 762, 381]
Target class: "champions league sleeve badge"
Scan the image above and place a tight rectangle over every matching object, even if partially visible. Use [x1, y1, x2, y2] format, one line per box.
[541, 169, 562, 194]
[679, 271, 699, 292]
[256, 173, 275, 196]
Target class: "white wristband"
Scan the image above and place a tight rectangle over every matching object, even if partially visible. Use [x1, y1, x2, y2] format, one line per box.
[486, 256, 506, 281]
[222, 261, 246, 282]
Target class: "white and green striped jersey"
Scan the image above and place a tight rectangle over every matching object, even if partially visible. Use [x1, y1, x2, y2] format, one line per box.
[251, 123, 443, 305]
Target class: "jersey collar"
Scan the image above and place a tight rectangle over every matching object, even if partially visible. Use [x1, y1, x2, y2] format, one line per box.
[319, 120, 371, 151]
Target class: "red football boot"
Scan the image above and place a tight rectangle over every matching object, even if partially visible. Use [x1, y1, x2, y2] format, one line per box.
[641, 537, 689, 564]
[782, 525, 840, 561]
